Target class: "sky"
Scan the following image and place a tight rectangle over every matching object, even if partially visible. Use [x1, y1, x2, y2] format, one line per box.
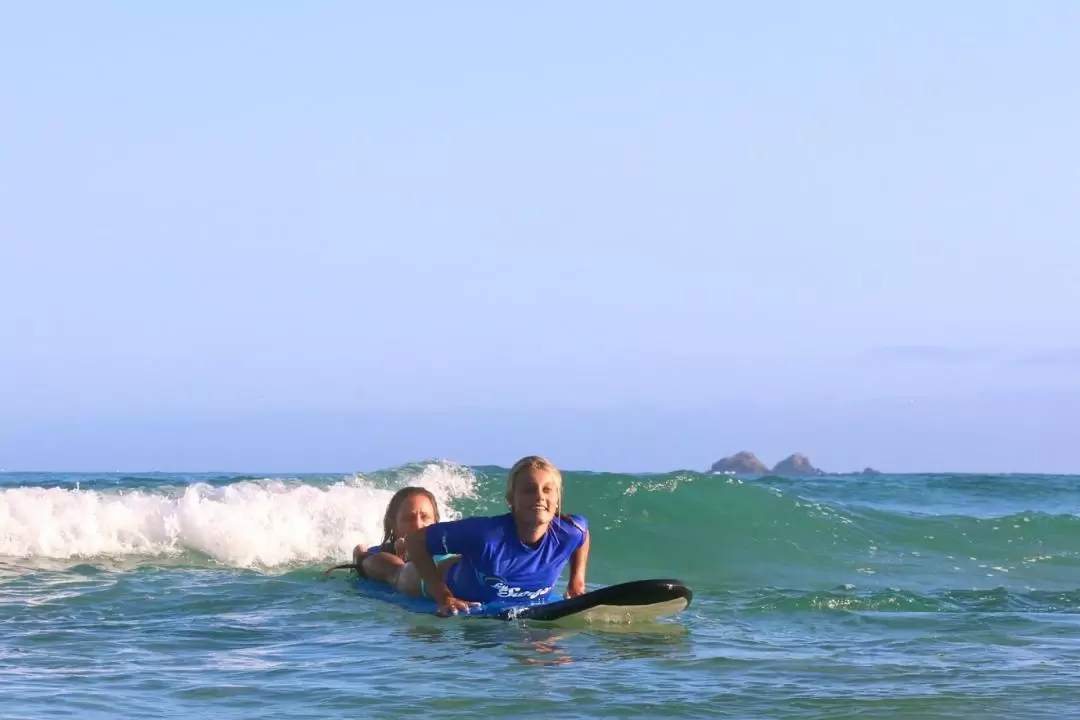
[2, 2, 1078, 473]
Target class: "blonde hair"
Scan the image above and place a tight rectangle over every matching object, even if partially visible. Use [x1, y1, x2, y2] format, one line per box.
[505, 455, 563, 508]
[504, 456, 585, 534]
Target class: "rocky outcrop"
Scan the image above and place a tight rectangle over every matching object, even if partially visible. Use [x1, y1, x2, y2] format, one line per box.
[708, 452, 879, 476]
[710, 451, 770, 474]
[772, 453, 824, 476]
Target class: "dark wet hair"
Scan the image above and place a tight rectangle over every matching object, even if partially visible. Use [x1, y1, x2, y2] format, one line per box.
[379, 486, 441, 552]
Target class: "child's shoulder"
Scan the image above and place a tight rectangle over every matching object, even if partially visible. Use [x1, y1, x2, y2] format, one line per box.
[438, 512, 513, 535]
[556, 513, 589, 535]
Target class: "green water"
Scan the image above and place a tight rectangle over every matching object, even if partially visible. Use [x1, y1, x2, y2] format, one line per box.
[2, 464, 1079, 717]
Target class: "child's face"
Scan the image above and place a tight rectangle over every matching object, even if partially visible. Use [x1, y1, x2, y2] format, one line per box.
[510, 468, 560, 526]
[395, 494, 437, 537]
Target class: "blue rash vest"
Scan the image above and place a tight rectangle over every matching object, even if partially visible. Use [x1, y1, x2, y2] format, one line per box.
[424, 513, 589, 603]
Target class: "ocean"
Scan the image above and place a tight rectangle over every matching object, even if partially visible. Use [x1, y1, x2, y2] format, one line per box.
[2, 463, 1079, 718]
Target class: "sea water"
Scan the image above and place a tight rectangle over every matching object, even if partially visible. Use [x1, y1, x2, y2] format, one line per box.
[3, 463, 1079, 718]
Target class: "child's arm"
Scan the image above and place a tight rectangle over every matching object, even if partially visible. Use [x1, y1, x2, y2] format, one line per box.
[405, 526, 479, 616]
[565, 528, 590, 598]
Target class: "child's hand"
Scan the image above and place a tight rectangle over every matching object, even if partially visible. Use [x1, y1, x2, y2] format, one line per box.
[564, 579, 586, 598]
[435, 592, 481, 617]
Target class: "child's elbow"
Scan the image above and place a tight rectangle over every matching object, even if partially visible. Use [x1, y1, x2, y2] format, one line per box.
[405, 528, 428, 552]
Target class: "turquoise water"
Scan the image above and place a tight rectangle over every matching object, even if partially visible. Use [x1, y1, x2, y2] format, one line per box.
[3, 464, 1080, 718]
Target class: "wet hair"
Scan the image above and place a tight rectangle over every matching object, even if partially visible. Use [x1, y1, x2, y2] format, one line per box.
[504, 455, 585, 534]
[379, 486, 441, 552]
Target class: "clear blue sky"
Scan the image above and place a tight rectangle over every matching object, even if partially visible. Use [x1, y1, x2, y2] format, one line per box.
[2, 2, 1078, 473]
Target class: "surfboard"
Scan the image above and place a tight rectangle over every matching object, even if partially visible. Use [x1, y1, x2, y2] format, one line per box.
[350, 577, 693, 625]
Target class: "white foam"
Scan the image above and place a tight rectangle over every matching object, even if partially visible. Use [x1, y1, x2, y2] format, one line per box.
[0, 462, 477, 568]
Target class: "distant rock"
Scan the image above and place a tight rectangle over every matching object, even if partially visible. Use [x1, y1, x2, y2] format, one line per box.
[710, 451, 770, 475]
[772, 453, 824, 476]
[861, 467, 883, 475]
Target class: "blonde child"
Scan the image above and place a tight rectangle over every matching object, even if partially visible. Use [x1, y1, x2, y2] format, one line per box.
[405, 456, 590, 616]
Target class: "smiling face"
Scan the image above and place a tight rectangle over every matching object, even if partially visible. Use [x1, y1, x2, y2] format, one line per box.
[509, 467, 561, 528]
[394, 493, 438, 538]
